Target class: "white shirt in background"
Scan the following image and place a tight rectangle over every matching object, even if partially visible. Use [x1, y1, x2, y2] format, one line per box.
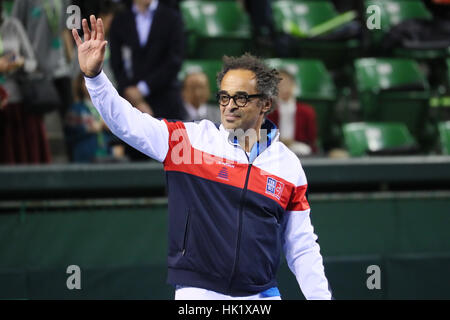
[278, 98, 297, 141]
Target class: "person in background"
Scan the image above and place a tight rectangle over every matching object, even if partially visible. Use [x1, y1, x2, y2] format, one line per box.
[12, 0, 74, 117]
[12, 0, 75, 161]
[97, 4, 119, 87]
[182, 71, 221, 123]
[160, 0, 181, 10]
[267, 70, 318, 156]
[65, 73, 125, 163]
[238, 0, 291, 57]
[109, 0, 186, 119]
[0, 3, 51, 164]
[109, 0, 186, 161]
[240, 0, 275, 43]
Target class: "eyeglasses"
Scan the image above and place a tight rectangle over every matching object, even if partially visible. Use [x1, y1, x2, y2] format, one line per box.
[216, 91, 266, 108]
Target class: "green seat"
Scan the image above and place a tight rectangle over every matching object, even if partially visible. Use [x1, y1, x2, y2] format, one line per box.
[266, 58, 338, 150]
[354, 58, 431, 148]
[365, 0, 432, 45]
[272, 1, 360, 68]
[178, 59, 223, 104]
[180, 1, 251, 59]
[273, 1, 338, 34]
[364, 0, 446, 59]
[438, 122, 450, 155]
[343, 122, 417, 157]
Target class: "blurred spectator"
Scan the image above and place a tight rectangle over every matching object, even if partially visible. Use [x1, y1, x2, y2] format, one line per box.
[12, 0, 75, 161]
[12, 0, 74, 118]
[240, 0, 274, 41]
[73, 0, 125, 19]
[267, 70, 318, 156]
[160, 0, 180, 10]
[98, 4, 119, 87]
[0, 8, 51, 164]
[239, 0, 291, 57]
[110, 0, 186, 120]
[109, 0, 186, 161]
[65, 73, 125, 163]
[182, 71, 220, 123]
[120, 0, 181, 11]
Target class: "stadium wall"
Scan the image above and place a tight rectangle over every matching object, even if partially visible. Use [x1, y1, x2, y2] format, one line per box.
[1, 191, 449, 299]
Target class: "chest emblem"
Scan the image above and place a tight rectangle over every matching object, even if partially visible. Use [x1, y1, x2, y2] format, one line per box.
[265, 177, 284, 200]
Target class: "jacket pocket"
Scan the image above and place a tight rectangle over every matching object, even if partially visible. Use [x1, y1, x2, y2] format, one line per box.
[181, 208, 191, 256]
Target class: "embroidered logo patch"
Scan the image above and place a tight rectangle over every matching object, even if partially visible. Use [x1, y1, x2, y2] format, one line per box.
[265, 177, 284, 200]
[217, 167, 229, 180]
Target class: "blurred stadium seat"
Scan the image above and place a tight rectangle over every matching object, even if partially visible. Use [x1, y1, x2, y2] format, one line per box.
[364, 0, 433, 48]
[364, 0, 450, 61]
[266, 58, 339, 151]
[178, 59, 223, 103]
[343, 122, 418, 157]
[180, 1, 252, 59]
[354, 58, 432, 149]
[438, 121, 450, 154]
[271, 0, 360, 69]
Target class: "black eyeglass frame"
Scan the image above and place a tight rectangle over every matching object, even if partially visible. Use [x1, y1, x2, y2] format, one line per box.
[216, 91, 267, 108]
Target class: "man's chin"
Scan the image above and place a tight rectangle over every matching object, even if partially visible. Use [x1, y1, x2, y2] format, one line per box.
[222, 120, 240, 130]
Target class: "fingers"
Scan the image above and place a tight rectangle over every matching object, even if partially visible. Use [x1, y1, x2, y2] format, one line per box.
[90, 15, 97, 40]
[72, 29, 82, 46]
[97, 18, 104, 41]
[82, 18, 90, 41]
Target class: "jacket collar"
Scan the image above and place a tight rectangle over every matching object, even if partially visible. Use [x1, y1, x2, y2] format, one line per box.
[219, 119, 279, 163]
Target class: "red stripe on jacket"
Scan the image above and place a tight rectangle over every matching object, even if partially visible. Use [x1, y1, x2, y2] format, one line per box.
[163, 120, 309, 211]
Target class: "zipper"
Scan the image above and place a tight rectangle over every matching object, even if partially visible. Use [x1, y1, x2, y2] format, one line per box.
[227, 162, 253, 291]
[181, 209, 191, 256]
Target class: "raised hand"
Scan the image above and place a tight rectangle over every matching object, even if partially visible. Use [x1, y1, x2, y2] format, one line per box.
[72, 15, 107, 77]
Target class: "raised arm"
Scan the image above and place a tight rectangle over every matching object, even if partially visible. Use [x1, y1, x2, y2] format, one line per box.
[72, 15, 169, 162]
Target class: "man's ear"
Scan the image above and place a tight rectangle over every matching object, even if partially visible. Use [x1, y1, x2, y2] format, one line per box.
[260, 98, 272, 114]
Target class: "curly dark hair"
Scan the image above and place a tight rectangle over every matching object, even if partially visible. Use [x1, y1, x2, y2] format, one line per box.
[216, 53, 281, 114]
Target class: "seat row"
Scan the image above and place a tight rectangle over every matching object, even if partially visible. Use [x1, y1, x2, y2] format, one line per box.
[179, 56, 450, 156]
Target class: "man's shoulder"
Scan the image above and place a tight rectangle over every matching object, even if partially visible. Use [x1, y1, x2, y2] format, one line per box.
[156, 2, 183, 20]
[275, 140, 303, 165]
[259, 140, 306, 187]
[276, 141, 307, 177]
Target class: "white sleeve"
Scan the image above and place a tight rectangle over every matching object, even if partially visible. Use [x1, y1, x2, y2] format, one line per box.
[84, 71, 169, 162]
[283, 209, 332, 300]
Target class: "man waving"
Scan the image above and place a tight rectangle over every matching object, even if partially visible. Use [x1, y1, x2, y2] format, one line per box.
[72, 16, 331, 300]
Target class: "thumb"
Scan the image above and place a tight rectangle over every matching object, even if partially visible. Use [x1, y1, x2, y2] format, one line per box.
[100, 41, 108, 55]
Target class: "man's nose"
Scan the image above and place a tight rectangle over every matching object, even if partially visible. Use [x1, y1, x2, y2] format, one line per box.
[224, 97, 239, 110]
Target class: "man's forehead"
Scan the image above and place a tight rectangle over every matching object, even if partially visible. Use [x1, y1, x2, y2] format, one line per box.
[220, 69, 257, 93]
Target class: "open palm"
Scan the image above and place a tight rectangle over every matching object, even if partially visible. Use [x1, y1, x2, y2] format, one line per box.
[72, 15, 108, 78]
